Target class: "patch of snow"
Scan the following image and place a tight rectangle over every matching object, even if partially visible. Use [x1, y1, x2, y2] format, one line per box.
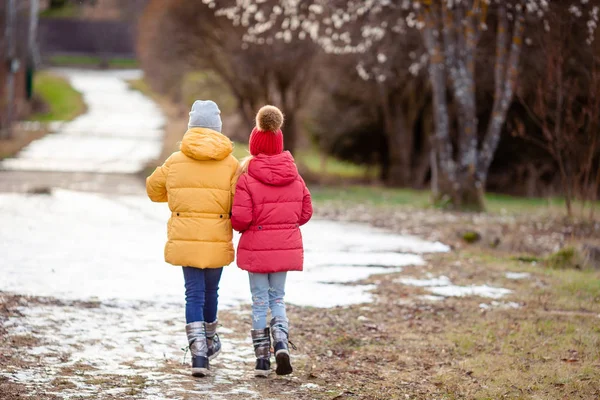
[397, 275, 512, 299]
[3, 300, 260, 399]
[429, 285, 512, 299]
[301, 383, 320, 390]
[479, 301, 521, 310]
[396, 276, 451, 287]
[418, 295, 445, 302]
[505, 272, 531, 280]
[1, 69, 164, 174]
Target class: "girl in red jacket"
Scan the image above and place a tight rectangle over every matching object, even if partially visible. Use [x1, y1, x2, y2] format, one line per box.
[232, 105, 313, 377]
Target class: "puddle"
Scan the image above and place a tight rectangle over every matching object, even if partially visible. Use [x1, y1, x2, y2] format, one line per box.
[0, 189, 447, 308]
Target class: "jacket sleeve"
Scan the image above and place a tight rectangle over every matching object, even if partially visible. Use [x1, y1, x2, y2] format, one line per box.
[146, 157, 171, 202]
[231, 174, 253, 232]
[298, 177, 313, 226]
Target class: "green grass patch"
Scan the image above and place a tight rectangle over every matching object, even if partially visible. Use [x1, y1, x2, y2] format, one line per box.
[128, 78, 152, 97]
[550, 269, 600, 310]
[310, 185, 429, 207]
[308, 184, 600, 217]
[546, 246, 581, 270]
[434, 254, 600, 399]
[232, 141, 250, 161]
[49, 55, 138, 69]
[439, 313, 600, 399]
[29, 71, 85, 122]
[296, 149, 376, 180]
[230, 142, 372, 180]
[40, 4, 79, 18]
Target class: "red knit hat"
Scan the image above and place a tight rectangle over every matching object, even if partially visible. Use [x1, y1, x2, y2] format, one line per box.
[249, 105, 284, 156]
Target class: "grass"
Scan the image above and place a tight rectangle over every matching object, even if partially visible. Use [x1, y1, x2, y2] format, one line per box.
[232, 141, 374, 180]
[297, 148, 376, 180]
[127, 78, 152, 97]
[1, 71, 85, 159]
[49, 55, 138, 69]
[437, 291, 600, 398]
[286, 248, 600, 399]
[310, 184, 600, 217]
[29, 71, 85, 122]
[40, 4, 79, 18]
[232, 141, 250, 160]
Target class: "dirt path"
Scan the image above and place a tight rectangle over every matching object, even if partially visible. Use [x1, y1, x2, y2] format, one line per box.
[1, 294, 303, 400]
[1, 68, 164, 174]
[0, 186, 454, 399]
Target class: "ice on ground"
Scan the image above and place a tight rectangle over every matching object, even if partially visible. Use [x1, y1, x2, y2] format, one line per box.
[418, 295, 445, 302]
[479, 301, 521, 310]
[301, 383, 320, 390]
[505, 272, 531, 280]
[0, 69, 164, 174]
[429, 285, 512, 299]
[302, 220, 450, 254]
[397, 276, 452, 287]
[0, 189, 447, 308]
[397, 275, 513, 299]
[1, 300, 260, 400]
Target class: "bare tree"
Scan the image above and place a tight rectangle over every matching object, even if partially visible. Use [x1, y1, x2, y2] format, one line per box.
[211, 0, 599, 211]
[516, 5, 600, 218]
[138, 0, 318, 153]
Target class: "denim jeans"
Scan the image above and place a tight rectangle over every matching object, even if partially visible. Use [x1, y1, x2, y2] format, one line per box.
[182, 267, 223, 324]
[248, 272, 288, 330]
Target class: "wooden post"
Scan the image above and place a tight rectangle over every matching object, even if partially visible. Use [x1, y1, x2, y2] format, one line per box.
[2, 0, 17, 140]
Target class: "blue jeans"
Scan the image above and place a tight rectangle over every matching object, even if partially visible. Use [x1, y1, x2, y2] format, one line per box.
[182, 267, 223, 324]
[248, 272, 288, 330]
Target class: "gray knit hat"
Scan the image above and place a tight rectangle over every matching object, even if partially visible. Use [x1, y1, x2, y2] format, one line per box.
[188, 100, 222, 132]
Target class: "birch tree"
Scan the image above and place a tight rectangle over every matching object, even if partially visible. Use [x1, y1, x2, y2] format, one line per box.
[211, 0, 599, 210]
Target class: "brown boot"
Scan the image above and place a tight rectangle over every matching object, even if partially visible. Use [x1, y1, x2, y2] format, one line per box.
[251, 328, 271, 377]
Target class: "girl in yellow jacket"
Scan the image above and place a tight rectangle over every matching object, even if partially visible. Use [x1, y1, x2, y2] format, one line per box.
[146, 100, 239, 377]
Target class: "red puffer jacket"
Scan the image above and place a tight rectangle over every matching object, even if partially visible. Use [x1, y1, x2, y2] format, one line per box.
[232, 151, 313, 273]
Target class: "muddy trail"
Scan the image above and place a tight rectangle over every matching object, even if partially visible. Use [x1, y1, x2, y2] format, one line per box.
[0, 294, 321, 400]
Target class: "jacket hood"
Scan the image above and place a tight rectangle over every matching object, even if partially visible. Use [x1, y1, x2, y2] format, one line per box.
[248, 151, 299, 186]
[181, 128, 233, 161]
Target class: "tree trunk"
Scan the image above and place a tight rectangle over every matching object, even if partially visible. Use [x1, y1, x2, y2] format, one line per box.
[413, 104, 434, 189]
[378, 86, 412, 187]
[384, 108, 412, 187]
[282, 109, 298, 155]
[435, 154, 485, 211]
[478, 5, 524, 182]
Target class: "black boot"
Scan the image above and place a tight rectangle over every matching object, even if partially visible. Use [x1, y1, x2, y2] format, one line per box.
[251, 328, 271, 377]
[205, 320, 222, 361]
[186, 322, 209, 377]
[270, 317, 293, 375]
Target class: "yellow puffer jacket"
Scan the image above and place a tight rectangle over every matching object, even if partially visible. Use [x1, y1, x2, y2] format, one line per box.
[146, 128, 240, 269]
